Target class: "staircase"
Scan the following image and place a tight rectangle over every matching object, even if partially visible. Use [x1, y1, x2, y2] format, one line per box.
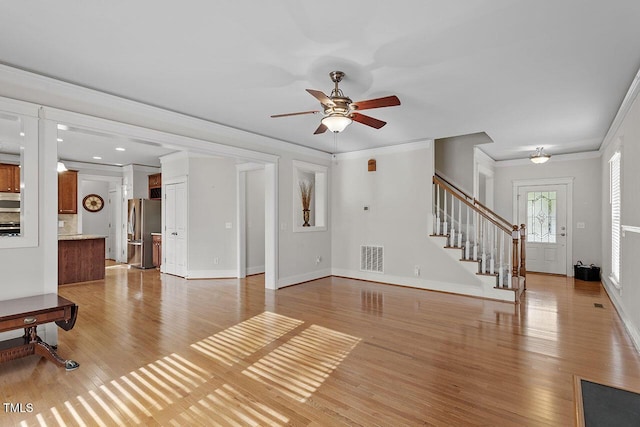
[431, 174, 526, 303]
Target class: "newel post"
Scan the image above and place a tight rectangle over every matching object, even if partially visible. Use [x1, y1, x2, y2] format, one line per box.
[512, 225, 520, 288]
[519, 224, 527, 290]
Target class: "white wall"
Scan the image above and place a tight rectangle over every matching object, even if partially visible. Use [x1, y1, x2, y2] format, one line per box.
[188, 156, 237, 277]
[600, 76, 640, 352]
[277, 152, 332, 287]
[331, 142, 485, 292]
[493, 155, 602, 267]
[246, 169, 265, 275]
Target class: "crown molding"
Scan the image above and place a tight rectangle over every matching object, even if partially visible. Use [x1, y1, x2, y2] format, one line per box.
[600, 66, 640, 153]
[495, 150, 601, 167]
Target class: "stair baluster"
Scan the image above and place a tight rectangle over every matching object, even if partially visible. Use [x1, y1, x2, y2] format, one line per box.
[457, 198, 463, 248]
[433, 174, 526, 299]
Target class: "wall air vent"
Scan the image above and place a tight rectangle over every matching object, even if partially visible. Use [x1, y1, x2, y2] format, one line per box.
[360, 245, 384, 273]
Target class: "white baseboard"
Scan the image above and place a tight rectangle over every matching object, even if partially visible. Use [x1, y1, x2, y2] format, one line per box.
[602, 278, 640, 353]
[277, 269, 332, 289]
[187, 269, 237, 279]
[331, 268, 488, 297]
[246, 265, 265, 276]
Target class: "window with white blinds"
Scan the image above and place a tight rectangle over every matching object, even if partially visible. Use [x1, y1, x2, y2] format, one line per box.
[610, 152, 621, 284]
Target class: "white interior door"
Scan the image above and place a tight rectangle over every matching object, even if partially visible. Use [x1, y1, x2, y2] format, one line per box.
[164, 181, 187, 277]
[518, 184, 567, 274]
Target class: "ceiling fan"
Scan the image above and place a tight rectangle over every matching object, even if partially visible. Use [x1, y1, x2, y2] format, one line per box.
[271, 71, 401, 134]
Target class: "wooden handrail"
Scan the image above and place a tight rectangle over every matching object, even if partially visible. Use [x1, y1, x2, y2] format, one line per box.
[473, 198, 512, 230]
[434, 173, 513, 231]
[433, 176, 511, 234]
[434, 173, 473, 202]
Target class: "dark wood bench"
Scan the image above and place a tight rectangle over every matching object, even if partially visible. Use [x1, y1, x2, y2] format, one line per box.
[0, 293, 79, 370]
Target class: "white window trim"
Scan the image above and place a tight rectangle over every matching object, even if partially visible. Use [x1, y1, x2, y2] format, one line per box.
[609, 151, 621, 289]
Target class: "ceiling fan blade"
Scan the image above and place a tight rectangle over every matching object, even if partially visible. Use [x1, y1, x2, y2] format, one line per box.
[271, 110, 319, 118]
[351, 95, 401, 111]
[314, 123, 328, 134]
[306, 89, 335, 107]
[351, 113, 387, 129]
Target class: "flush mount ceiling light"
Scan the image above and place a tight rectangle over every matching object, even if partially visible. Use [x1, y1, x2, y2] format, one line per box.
[530, 147, 551, 164]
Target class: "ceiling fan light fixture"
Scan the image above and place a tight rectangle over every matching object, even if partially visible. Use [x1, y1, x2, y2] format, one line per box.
[321, 114, 352, 133]
[530, 147, 551, 164]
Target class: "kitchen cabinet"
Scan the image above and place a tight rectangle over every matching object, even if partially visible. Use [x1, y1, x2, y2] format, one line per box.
[58, 170, 78, 214]
[149, 173, 161, 200]
[152, 234, 162, 269]
[58, 236, 105, 285]
[0, 163, 20, 193]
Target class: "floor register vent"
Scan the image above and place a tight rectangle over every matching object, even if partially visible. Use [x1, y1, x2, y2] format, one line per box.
[361, 245, 384, 273]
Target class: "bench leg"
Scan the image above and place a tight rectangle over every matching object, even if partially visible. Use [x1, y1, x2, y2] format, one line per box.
[26, 327, 80, 371]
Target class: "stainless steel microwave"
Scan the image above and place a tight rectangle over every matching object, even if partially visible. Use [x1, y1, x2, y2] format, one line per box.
[0, 193, 20, 213]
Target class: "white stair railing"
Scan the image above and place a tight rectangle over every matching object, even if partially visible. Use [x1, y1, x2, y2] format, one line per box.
[433, 175, 526, 291]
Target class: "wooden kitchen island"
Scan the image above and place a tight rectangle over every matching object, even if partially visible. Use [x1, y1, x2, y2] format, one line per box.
[58, 235, 105, 285]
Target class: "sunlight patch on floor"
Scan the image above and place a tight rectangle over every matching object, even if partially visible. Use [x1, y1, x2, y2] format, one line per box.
[18, 313, 360, 426]
[242, 325, 361, 402]
[191, 311, 304, 365]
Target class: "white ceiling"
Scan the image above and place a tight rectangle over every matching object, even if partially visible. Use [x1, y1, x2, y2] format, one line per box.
[1, 1, 640, 164]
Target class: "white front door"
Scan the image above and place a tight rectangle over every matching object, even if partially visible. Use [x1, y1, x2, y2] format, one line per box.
[164, 181, 187, 277]
[518, 184, 567, 275]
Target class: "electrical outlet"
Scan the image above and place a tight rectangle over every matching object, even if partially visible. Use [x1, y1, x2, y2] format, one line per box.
[225, 222, 232, 229]
[577, 222, 585, 229]
[58, 221, 64, 228]
[414, 265, 420, 277]
[213, 257, 219, 265]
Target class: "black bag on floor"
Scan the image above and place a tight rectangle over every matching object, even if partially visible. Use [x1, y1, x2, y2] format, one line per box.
[574, 261, 600, 281]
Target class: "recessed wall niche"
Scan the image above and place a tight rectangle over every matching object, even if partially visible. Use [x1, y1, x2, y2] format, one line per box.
[292, 160, 327, 232]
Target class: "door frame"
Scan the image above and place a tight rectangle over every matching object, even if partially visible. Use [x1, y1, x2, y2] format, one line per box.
[512, 177, 574, 276]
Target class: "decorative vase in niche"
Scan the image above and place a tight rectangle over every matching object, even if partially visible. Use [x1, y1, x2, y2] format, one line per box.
[303, 209, 311, 227]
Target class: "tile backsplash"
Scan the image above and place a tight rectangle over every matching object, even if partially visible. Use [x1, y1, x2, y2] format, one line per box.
[58, 214, 78, 235]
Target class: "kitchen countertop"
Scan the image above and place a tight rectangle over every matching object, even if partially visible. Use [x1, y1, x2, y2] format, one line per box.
[58, 234, 106, 241]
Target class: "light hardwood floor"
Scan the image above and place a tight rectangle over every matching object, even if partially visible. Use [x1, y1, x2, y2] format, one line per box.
[1, 267, 640, 426]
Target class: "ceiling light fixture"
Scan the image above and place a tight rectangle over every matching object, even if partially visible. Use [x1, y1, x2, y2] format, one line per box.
[93, 156, 102, 160]
[530, 147, 551, 164]
[115, 147, 126, 151]
[57, 138, 63, 142]
[321, 114, 352, 133]
[57, 161, 67, 173]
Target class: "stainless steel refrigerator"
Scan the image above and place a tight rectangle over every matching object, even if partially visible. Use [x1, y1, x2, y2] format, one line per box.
[127, 199, 161, 269]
